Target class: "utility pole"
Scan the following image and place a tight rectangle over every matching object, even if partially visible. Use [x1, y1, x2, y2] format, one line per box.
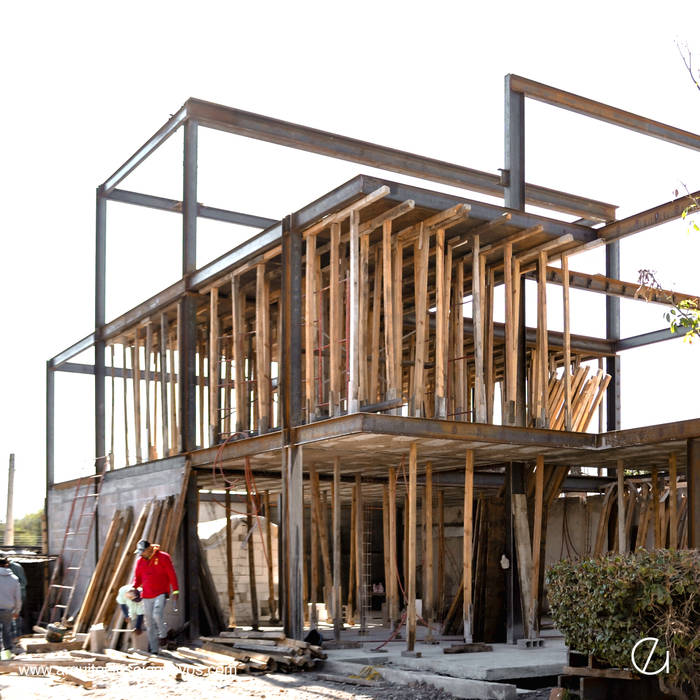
[5, 454, 15, 546]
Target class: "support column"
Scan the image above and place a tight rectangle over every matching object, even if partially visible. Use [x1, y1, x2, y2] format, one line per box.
[617, 459, 627, 554]
[687, 438, 700, 549]
[669, 453, 678, 550]
[424, 462, 434, 639]
[184, 467, 199, 639]
[463, 449, 474, 643]
[388, 466, 398, 629]
[505, 463, 525, 643]
[46, 362, 55, 488]
[606, 241, 621, 430]
[282, 445, 304, 638]
[95, 192, 107, 470]
[348, 210, 360, 413]
[333, 457, 342, 641]
[355, 474, 366, 634]
[407, 443, 417, 651]
[504, 74, 525, 211]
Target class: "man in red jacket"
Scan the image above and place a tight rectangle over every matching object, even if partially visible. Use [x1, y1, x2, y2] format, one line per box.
[133, 540, 179, 653]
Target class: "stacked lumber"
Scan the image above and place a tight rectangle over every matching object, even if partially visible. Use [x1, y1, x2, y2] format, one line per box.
[547, 365, 610, 432]
[200, 630, 327, 673]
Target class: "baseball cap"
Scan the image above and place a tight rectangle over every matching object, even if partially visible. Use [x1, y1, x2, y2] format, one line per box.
[135, 539, 150, 555]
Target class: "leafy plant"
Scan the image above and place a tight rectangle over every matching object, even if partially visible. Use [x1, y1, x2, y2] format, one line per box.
[547, 549, 700, 699]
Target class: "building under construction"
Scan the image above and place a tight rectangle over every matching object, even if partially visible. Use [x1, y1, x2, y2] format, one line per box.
[44, 75, 700, 655]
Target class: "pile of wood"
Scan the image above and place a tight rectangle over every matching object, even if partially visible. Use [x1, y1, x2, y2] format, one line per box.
[547, 365, 610, 432]
[200, 630, 327, 673]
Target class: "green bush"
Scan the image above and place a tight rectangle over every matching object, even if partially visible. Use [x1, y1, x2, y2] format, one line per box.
[546, 549, 700, 698]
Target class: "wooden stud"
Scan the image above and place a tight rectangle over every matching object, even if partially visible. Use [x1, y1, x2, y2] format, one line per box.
[310, 470, 319, 606]
[455, 261, 466, 420]
[504, 243, 516, 424]
[369, 246, 383, 404]
[225, 487, 236, 628]
[355, 473, 365, 633]
[537, 251, 549, 427]
[412, 224, 430, 417]
[382, 221, 396, 401]
[222, 338, 231, 436]
[388, 466, 398, 628]
[512, 490, 533, 638]
[347, 482, 356, 626]
[358, 230, 369, 406]
[263, 490, 276, 622]
[651, 466, 660, 549]
[310, 465, 333, 613]
[485, 264, 495, 423]
[109, 345, 115, 468]
[531, 455, 544, 637]
[256, 264, 270, 433]
[159, 315, 170, 455]
[145, 323, 153, 458]
[348, 209, 360, 413]
[463, 449, 475, 643]
[424, 462, 434, 634]
[562, 255, 572, 431]
[617, 459, 627, 554]
[407, 443, 418, 651]
[435, 229, 447, 418]
[152, 346, 159, 459]
[246, 481, 259, 630]
[169, 325, 178, 452]
[437, 490, 445, 620]
[305, 233, 317, 420]
[382, 484, 391, 627]
[392, 241, 403, 409]
[330, 222, 342, 415]
[122, 344, 130, 466]
[333, 457, 342, 639]
[132, 330, 142, 463]
[669, 453, 678, 550]
[231, 274, 247, 434]
[472, 235, 486, 422]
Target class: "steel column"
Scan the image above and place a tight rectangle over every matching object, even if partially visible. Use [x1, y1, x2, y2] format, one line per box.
[688, 438, 700, 548]
[184, 468, 200, 639]
[46, 362, 54, 488]
[606, 242, 621, 431]
[95, 193, 106, 471]
[183, 119, 198, 276]
[504, 75, 525, 211]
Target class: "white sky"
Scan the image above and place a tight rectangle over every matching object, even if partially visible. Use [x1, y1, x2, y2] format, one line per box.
[1, 1, 700, 517]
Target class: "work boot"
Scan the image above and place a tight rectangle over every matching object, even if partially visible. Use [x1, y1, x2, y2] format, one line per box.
[159, 636, 168, 651]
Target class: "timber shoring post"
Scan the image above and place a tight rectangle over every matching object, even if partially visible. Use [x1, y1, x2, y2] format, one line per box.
[424, 462, 434, 640]
[617, 459, 627, 554]
[333, 457, 342, 640]
[407, 443, 418, 651]
[669, 453, 678, 550]
[355, 474, 366, 634]
[225, 487, 236, 627]
[687, 439, 700, 549]
[246, 482, 259, 630]
[388, 466, 398, 629]
[263, 490, 277, 622]
[463, 449, 474, 643]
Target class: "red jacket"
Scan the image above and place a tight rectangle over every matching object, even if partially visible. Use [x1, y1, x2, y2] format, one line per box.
[133, 546, 179, 599]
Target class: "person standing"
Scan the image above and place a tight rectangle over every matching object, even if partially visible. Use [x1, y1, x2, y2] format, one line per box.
[132, 540, 178, 653]
[0, 558, 21, 654]
[8, 560, 26, 639]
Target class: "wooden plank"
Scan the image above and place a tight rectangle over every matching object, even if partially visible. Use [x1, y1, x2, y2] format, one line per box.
[407, 443, 418, 651]
[411, 224, 430, 417]
[617, 459, 627, 554]
[355, 474, 365, 633]
[159, 315, 170, 454]
[562, 255, 572, 431]
[504, 243, 515, 424]
[132, 329, 142, 463]
[512, 492, 533, 638]
[392, 241, 403, 409]
[209, 287, 219, 446]
[463, 449, 474, 642]
[330, 222, 342, 415]
[348, 210, 360, 413]
[333, 457, 342, 640]
[437, 490, 445, 619]
[169, 325, 178, 451]
[382, 484, 391, 626]
[369, 246, 382, 404]
[222, 337, 231, 437]
[246, 480, 259, 629]
[651, 466, 660, 548]
[435, 228, 447, 418]
[454, 261, 466, 421]
[424, 462, 434, 630]
[531, 456, 544, 637]
[472, 235, 486, 422]
[310, 465, 333, 612]
[122, 344, 130, 465]
[537, 251, 549, 428]
[347, 481, 356, 626]
[225, 487, 236, 627]
[305, 233, 317, 420]
[669, 452, 678, 549]
[388, 466, 398, 627]
[256, 263, 270, 432]
[382, 221, 396, 401]
[231, 274, 247, 433]
[485, 264, 495, 423]
[358, 231, 369, 406]
[145, 323, 154, 458]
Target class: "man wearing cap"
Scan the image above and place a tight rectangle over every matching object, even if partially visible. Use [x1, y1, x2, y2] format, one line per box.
[132, 540, 179, 653]
[0, 558, 21, 654]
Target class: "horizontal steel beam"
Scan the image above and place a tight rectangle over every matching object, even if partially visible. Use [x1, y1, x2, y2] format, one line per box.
[509, 74, 700, 151]
[186, 98, 616, 222]
[51, 362, 179, 383]
[101, 107, 188, 195]
[49, 333, 96, 368]
[107, 188, 277, 229]
[526, 266, 699, 308]
[595, 190, 700, 243]
[53, 362, 95, 376]
[615, 327, 676, 351]
[417, 470, 614, 491]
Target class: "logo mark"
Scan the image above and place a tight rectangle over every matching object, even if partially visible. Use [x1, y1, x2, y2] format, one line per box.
[631, 637, 670, 676]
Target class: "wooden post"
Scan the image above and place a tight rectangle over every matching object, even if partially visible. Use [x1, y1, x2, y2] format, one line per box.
[122, 344, 130, 466]
[424, 462, 434, 638]
[310, 465, 333, 614]
[407, 443, 418, 651]
[504, 243, 516, 424]
[652, 466, 660, 548]
[145, 323, 153, 458]
[310, 468, 319, 607]
[159, 315, 170, 455]
[256, 264, 270, 433]
[348, 210, 360, 413]
[512, 490, 533, 638]
[109, 345, 115, 467]
[437, 490, 445, 620]
[531, 455, 544, 637]
[562, 255, 572, 431]
[388, 466, 398, 628]
[132, 330, 142, 463]
[382, 221, 397, 402]
[169, 327, 178, 451]
[393, 241, 404, 411]
[209, 287, 219, 446]
[4, 454, 14, 546]
[225, 486, 236, 627]
[369, 247, 382, 404]
[305, 234, 317, 420]
[246, 483, 259, 630]
[435, 229, 447, 418]
[617, 459, 627, 554]
[472, 236, 486, 422]
[412, 224, 430, 417]
[537, 251, 549, 427]
[347, 482, 356, 626]
[263, 490, 277, 622]
[330, 222, 342, 416]
[358, 230, 369, 406]
[669, 453, 678, 550]
[198, 336, 205, 448]
[355, 474, 366, 633]
[463, 449, 474, 642]
[333, 457, 342, 639]
[231, 274, 247, 434]
[382, 485, 391, 627]
[485, 264, 495, 423]
[455, 261, 465, 420]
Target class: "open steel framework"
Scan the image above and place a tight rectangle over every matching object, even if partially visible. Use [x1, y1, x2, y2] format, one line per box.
[46, 75, 700, 641]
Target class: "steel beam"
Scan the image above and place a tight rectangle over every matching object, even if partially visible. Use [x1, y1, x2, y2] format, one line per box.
[504, 75, 525, 211]
[95, 194, 106, 469]
[183, 119, 198, 275]
[509, 74, 700, 152]
[101, 106, 187, 195]
[49, 334, 96, 368]
[46, 361, 55, 488]
[596, 190, 700, 243]
[106, 188, 277, 229]
[615, 327, 676, 351]
[186, 98, 615, 222]
[688, 438, 700, 548]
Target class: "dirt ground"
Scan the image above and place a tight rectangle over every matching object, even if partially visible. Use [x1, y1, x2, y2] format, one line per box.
[0, 669, 461, 699]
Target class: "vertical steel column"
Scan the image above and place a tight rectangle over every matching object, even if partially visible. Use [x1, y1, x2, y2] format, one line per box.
[505, 75, 528, 427]
[95, 192, 107, 470]
[46, 362, 55, 488]
[183, 119, 198, 276]
[688, 438, 700, 548]
[606, 241, 621, 430]
[183, 466, 199, 639]
[280, 215, 304, 638]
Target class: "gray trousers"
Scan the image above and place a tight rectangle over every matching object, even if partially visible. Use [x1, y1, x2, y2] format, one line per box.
[142, 594, 167, 653]
[0, 610, 13, 651]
